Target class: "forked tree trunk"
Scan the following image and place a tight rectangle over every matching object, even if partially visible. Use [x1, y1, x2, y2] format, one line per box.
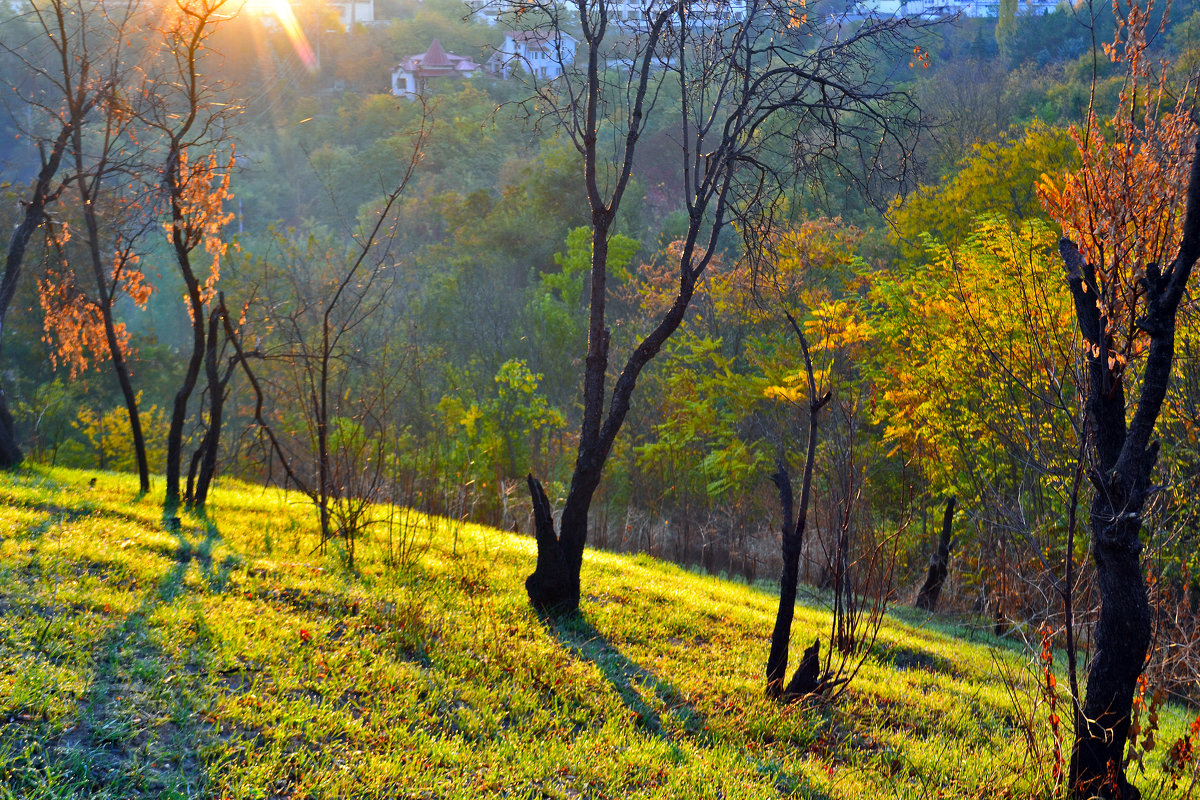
[524, 232, 701, 612]
[526, 474, 581, 612]
[1062, 134, 1200, 798]
[184, 303, 229, 510]
[164, 253, 206, 511]
[915, 496, 955, 612]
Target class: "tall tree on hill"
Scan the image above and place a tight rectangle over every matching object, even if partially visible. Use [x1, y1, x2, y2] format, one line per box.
[0, 0, 134, 471]
[490, 0, 930, 611]
[142, 0, 237, 512]
[1038, 3, 1200, 795]
[995, 0, 1018, 65]
[12, 0, 160, 491]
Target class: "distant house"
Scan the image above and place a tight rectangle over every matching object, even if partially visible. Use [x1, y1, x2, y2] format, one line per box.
[486, 31, 577, 80]
[855, 0, 1058, 15]
[391, 39, 482, 99]
[331, 0, 375, 29]
[467, 0, 746, 27]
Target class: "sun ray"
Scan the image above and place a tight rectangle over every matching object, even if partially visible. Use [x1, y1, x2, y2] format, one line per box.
[241, 0, 317, 71]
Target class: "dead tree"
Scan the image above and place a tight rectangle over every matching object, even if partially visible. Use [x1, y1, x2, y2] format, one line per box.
[501, 0, 929, 612]
[915, 496, 955, 612]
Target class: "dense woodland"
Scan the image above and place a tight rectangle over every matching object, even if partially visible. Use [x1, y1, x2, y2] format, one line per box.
[2, 0, 1200, 792]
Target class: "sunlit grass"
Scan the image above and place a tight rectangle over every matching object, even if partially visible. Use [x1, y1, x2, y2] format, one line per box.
[0, 466, 1196, 798]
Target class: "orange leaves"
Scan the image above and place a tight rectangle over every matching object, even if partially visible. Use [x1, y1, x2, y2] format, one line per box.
[786, 0, 807, 28]
[38, 270, 119, 377]
[168, 147, 236, 301]
[1037, 0, 1198, 359]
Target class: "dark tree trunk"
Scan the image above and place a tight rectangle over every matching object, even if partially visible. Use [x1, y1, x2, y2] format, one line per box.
[1063, 135, 1200, 799]
[784, 639, 821, 697]
[165, 266, 205, 511]
[524, 232, 702, 612]
[70, 141, 151, 494]
[766, 461, 803, 696]
[0, 391, 22, 470]
[74, 254, 151, 493]
[915, 496, 956, 612]
[185, 436, 206, 505]
[0, 124, 75, 470]
[1071, 485, 1152, 800]
[766, 315, 830, 700]
[526, 474, 581, 612]
[191, 304, 229, 510]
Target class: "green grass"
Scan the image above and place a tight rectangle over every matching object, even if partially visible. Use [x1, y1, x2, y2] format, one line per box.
[0, 466, 1196, 798]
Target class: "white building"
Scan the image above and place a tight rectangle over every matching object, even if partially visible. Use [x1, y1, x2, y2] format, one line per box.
[467, 0, 746, 28]
[392, 39, 482, 98]
[486, 30, 577, 80]
[331, 0, 375, 28]
[856, 0, 1059, 16]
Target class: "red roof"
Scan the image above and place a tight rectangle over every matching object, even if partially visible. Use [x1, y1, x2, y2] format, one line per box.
[397, 38, 481, 75]
[421, 38, 452, 68]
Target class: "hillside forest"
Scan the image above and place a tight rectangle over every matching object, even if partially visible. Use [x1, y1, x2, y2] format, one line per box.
[2, 0, 1200, 794]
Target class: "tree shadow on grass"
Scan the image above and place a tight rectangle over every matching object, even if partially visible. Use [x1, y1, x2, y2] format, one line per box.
[541, 612, 840, 799]
[0, 515, 235, 797]
[165, 516, 238, 595]
[544, 612, 707, 740]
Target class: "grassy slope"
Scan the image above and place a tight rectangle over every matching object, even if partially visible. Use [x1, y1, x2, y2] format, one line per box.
[0, 467, 1194, 799]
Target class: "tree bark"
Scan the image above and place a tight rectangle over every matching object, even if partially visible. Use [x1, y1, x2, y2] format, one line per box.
[526, 474, 580, 612]
[164, 216, 207, 511]
[915, 496, 956, 612]
[766, 314, 829, 699]
[0, 124, 76, 469]
[1064, 133, 1200, 799]
[784, 639, 821, 697]
[766, 461, 801, 696]
[192, 305, 228, 510]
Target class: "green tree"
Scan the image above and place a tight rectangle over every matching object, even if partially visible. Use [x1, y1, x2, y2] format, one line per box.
[995, 0, 1019, 65]
[889, 121, 1075, 261]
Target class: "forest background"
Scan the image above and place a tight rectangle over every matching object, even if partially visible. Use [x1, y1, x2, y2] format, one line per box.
[2, 0, 1200, 669]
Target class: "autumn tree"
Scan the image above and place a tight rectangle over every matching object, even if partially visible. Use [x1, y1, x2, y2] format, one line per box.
[0, 0, 136, 470]
[867, 218, 1082, 625]
[494, 0, 928, 612]
[14, 0, 164, 493]
[1037, 2, 1200, 795]
[140, 0, 237, 511]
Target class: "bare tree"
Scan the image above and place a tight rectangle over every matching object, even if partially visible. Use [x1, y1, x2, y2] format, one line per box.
[224, 114, 426, 567]
[767, 309, 903, 700]
[498, 0, 929, 611]
[766, 313, 829, 697]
